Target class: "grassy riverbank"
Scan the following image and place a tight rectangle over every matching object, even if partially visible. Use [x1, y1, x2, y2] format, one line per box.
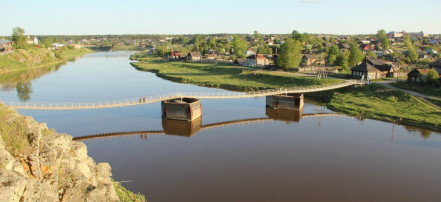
[391, 82, 441, 97]
[0, 47, 93, 72]
[328, 84, 441, 131]
[130, 54, 342, 91]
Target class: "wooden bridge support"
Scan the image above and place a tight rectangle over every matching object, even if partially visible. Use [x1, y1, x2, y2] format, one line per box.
[266, 93, 304, 110]
[161, 98, 202, 121]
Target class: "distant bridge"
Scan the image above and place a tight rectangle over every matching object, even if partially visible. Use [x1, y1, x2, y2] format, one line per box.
[8, 80, 362, 110]
[73, 113, 346, 141]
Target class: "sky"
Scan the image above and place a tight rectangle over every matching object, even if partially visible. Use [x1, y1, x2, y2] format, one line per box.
[1, 0, 441, 36]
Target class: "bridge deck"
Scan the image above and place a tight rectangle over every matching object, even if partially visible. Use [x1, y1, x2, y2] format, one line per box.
[7, 80, 362, 110]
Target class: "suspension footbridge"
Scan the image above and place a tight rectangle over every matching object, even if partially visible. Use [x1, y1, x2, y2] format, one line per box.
[7, 80, 362, 110]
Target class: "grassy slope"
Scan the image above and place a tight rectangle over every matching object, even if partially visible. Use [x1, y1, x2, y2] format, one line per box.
[391, 82, 441, 97]
[130, 53, 342, 91]
[0, 47, 92, 72]
[328, 84, 441, 131]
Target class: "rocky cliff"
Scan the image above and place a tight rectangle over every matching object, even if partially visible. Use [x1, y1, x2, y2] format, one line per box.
[0, 103, 134, 201]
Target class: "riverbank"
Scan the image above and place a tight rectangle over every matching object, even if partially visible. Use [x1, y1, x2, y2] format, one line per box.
[0, 103, 145, 201]
[0, 47, 93, 73]
[131, 52, 441, 131]
[130, 54, 342, 91]
[328, 84, 441, 131]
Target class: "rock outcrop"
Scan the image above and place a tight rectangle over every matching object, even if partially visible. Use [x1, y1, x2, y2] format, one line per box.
[0, 104, 120, 202]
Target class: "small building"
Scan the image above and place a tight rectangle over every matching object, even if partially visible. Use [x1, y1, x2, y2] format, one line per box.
[244, 50, 255, 56]
[0, 39, 13, 52]
[246, 54, 270, 67]
[301, 54, 319, 67]
[205, 54, 216, 60]
[187, 52, 202, 61]
[351, 60, 384, 79]
[52, 43, 64, 49]
[407, 68, 430, 83]
[234, 58, 247, 66]
[70, 44, 81, 49]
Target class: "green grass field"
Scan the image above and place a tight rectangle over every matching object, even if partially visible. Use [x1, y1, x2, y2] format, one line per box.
[130, 54, 342, 91]
[391, 82, 441, 97]
[329, 84, 441, 131]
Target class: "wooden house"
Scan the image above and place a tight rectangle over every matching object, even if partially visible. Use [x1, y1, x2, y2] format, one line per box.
[301, 54, 317, 67]
[187, 52, 202, 61]
[407, 68, 430, 83]
[246, 54, 270, 67]
[205, 54, 216, 60]
[234, 58, 247, 66]
[351, 60, 384, 79]
[0, 40, 13, 52]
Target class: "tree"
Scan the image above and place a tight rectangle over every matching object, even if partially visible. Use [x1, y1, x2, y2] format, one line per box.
[16, 82, 32, 101]
[276, 38, 302, 69]
[258, 44, 272, 54]
[348, 43, 364, 67]
[12, 27, 26, 49]
[427, 68, 439, 85]
[291, 30, 305, 42]
[404, 35, 418, 63]
[376, 29, 389, 49]
[327, 45, 339, 65]
[231, 35, 247, 58]
[253, 31, 260, 40]
[366, 51, 378, 59]
[337, 50, 349, 71]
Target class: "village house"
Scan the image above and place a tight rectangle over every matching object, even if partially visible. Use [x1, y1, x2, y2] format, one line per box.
[0, 40, 13, 52]
[187, 52, 202, 61]
[169, 50, 181, 61]
[301, 54, 324, 67]
[407, 68, 430, 83]
[234, 58, 247, 66]
[245, 54, 270, 67]
[52, 43, 64, 49]
[205, 54, 216, 60]
[351, 57, 398, 79]
[70, 44, 82, 49]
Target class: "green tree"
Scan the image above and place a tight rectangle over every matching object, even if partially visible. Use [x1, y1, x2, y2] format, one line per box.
[404, 35, 418, 63]
[337, 50, 350, 70]
[258, 44, 273, 54]
[231, 35, 247, 58]
[291, 30, 305, 42]
[327, 45, 339, 65]
[16, 82, 32, 101]
[12, 27, 26, 49]
[376, 29, 390, 49]
[276, 38, 302, 69]
[366, 51, 378, 59]
[253, 31, 260, 40]
[348, 43, 364, 67]
[427, 68, 439, 85]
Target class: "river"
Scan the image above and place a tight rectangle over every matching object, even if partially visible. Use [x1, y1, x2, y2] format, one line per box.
[1, 51, 441, 201]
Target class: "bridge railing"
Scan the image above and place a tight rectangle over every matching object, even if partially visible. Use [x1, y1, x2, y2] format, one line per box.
[4, 80, 362, 110]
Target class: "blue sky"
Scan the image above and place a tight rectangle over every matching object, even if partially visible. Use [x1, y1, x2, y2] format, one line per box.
[2, 0, 440, 36]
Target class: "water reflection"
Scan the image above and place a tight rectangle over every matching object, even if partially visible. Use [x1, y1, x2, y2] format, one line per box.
[265, 107, 303, 122]
[162, 117, 202, 137]
[0, 63, 63, 96]
[16, 82, 32, 101]
[403, 125, 433, 139]
[74, 108, 348, 141]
